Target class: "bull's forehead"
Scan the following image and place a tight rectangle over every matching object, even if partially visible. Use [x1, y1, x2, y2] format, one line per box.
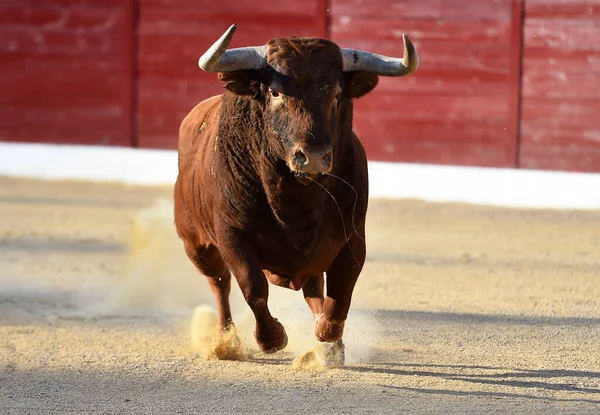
[266, 37, 343, 83]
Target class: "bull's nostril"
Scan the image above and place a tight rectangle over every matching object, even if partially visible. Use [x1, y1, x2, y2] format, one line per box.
[294, 149, 308, 166]
[321, 152, 332, 168]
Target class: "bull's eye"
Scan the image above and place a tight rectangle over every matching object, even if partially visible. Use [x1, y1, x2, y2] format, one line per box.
[335, 92, 341, 100]
[268, 87, 284, 108]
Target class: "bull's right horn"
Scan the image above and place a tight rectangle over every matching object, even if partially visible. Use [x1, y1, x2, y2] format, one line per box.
[198, 24, 267, 72]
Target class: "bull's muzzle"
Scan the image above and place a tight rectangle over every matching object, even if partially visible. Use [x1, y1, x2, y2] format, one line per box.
[290, 145, 333, 175]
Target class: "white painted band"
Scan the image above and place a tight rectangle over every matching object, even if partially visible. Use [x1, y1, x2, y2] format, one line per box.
[1, 142, 599, 210]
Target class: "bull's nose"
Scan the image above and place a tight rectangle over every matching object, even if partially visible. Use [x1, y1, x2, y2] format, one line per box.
[292, 145, 332, 174]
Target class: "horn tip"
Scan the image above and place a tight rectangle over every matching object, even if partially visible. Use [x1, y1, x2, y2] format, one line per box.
[224, 24, 238, 38]
[402, 34, 418, 72]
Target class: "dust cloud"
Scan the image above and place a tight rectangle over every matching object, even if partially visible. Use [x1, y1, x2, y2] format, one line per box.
[292, 340, 345, 370]
[106, 197, 381, 366]
[189, 305, 248, 360]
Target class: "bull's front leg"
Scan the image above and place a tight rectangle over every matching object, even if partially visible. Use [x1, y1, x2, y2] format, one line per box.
[217, 228, 288, 353]
[316, 231, 366, 343]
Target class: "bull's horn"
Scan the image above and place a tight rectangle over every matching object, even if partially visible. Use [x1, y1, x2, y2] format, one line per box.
[198, 24, 267, 72]
[341, 34, 418, 76]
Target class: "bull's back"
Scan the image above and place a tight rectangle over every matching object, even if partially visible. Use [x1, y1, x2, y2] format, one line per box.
[174, 94, 223, 245]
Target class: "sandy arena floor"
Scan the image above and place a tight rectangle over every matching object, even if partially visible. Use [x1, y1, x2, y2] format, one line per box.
[0, 176, 599, 414]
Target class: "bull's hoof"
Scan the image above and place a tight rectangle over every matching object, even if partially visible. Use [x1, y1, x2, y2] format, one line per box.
[292, 339, 345, 370]
[321, 339, 345, 368]
[212, 328, 247, 360]
[189, 306, 247, 360]
[314, 313, 345, 342]
[255, 318, 288, 354]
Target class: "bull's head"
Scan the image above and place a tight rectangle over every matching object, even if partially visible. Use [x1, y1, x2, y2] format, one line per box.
[198, 24, 418, 177]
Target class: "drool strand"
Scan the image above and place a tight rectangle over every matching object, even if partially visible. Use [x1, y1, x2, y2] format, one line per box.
[306, 176, 361, 268]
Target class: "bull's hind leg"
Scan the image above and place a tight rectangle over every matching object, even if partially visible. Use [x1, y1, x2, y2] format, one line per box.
[184, 242, 247, 360]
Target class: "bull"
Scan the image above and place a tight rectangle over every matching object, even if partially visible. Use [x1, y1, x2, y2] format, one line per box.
[174, 24, 418, 365]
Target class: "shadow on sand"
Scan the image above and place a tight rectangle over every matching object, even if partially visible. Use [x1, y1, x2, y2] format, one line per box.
[344, 362, 600, 404]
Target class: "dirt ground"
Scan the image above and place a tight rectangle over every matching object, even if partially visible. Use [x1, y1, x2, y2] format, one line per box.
[0, 176, 599, 414]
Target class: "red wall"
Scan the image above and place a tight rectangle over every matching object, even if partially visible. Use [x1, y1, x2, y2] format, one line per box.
[330, 0, 517, 167]
[0, 0, 134, 146]
[519, 0, 600, 172]
[1, 1, 599, 172]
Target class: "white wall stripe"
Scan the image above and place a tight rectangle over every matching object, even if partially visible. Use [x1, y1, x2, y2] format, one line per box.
[1, 142, 599, 210]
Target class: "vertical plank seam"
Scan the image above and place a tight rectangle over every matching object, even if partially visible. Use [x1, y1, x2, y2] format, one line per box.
[318, 0, 330, 39]
[131, 0, 140, 148]
[122, 0, 135, 147]
[509, 0, 525, 168]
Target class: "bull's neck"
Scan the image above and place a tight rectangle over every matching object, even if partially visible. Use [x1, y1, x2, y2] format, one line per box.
[259, 161, 331, 252]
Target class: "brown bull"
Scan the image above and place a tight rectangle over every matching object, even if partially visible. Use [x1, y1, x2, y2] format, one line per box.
[174, 24, 418, 364]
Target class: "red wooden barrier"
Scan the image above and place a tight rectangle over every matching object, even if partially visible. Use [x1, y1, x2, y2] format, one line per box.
[0, 0, 134, 147]
[1, 1, 599, 173]
[519, 0, 600, 172]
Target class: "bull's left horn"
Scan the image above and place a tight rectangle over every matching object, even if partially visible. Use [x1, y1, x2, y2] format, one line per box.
[341, 34, 419, 77]
[198, 24, 267, 72]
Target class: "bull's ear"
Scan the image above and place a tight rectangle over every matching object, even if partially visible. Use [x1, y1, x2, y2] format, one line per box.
[218, 70, 262, 97]
[344, 71, 379, 99]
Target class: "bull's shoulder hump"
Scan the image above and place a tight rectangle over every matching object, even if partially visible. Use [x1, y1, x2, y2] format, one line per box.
[178, 94, 223, 157]
[179, 94, 223, 136]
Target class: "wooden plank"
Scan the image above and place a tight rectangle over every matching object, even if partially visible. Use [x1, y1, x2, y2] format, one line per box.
[373, 70, 508, 97]
[0, 1, 134, 146]
[331, 18, 511, 96]
[351, 94, 513, 167]
[0, 65, 129, 106]
[123, 0, 135, 147]
[1, 0, 125, 7]
[520, 97, 600, 172]
[354, 119, 513, 167]
[332, 18, 511, 44]
[519, 1, 600, 172]
[524, 20, 600, 52]
[0, 29, 124, 57]
[521, 99, 600, 129]
[0, 106, 129, 146]
[523, 49, 600, 75]
[522, 18, 600, 75]
[526, 0, 600, 20]
[330, 0, 511, 21]
[317, 0, 329, 38]
[139, 0, 318, 15]
[136, 79, 225, 149]
[356, 94, 510, 121]
[522, 71, 600, 99]
[520, 140, 600, 173]
[508, 0, 524, 167]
